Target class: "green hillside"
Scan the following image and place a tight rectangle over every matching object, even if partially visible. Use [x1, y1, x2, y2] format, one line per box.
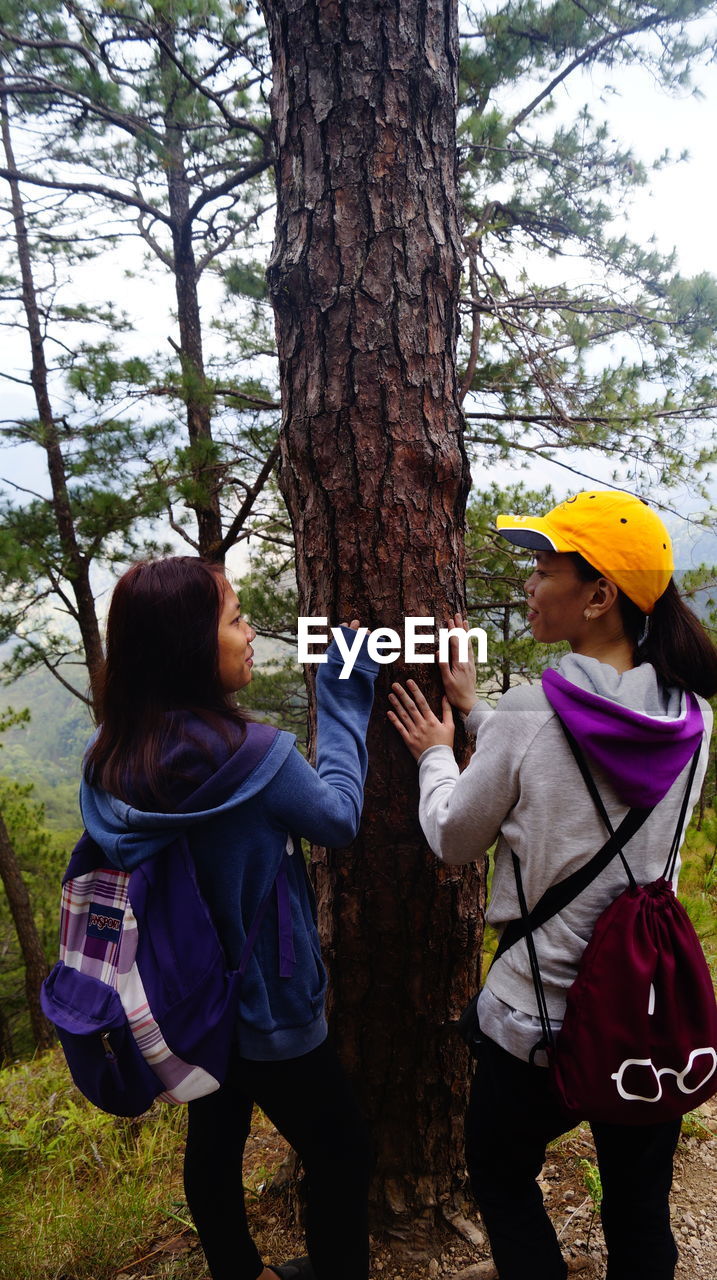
[0, 668, 92, 831]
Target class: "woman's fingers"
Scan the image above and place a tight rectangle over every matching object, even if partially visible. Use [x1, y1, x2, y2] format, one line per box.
[387, 680, 455, 759]
[406, 678, 430, 708]
[386, 708, 409, 740]
[388, 689, 420, 726]
[387, 693, 411, 724]
[389, 680, 435, 724]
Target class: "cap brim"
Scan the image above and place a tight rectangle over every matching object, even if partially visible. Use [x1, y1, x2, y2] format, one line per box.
[495, 515, 560, 552]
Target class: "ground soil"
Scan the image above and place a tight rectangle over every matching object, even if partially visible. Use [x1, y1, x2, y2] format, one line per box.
[116, 1095, 717, 1280]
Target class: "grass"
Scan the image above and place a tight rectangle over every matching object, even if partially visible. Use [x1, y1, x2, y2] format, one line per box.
[676, 813, 717, 976]
[0, 1048, 292, 1280]
[0, 1048, 194, 1280]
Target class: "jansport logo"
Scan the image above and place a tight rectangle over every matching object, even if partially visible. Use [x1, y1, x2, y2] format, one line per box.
[87, 903, 124, 943]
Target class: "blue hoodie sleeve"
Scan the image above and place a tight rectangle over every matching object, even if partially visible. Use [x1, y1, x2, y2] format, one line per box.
[262, 626, 379, 846]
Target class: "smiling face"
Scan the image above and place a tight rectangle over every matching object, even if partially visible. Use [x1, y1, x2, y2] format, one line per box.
[524, 550, 602, 646]
[217, 583, 256, 693]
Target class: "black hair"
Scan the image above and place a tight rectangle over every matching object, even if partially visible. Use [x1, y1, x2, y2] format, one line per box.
[569, 552, 717, 699]
[85, 557, 249, 805]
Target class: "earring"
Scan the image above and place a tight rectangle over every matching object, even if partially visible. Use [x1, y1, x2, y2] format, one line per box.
[584, 610, 592, 621]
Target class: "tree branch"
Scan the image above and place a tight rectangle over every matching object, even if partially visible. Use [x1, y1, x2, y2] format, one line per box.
[187, 157, 273, 221]
[459, 239, 481, 405]
[0, 165, 173, 224]
[216, 439, 280, 558]
[5, 634, 92, 706]
[507, 12, 670, 132]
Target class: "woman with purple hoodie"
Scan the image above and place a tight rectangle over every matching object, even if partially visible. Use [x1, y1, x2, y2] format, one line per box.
[81, 558, 379, 1280]
[388, 491, 717, 1280]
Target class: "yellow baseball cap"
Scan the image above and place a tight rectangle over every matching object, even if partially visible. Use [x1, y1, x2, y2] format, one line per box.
[495, 490, 674, 614]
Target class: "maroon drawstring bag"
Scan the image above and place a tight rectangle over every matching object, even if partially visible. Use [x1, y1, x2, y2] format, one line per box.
[552, 876, 717, 1124]
[510, 728, 717, 1125]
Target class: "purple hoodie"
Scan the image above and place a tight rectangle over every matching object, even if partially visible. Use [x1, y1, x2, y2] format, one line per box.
[541, 667, 704, 807]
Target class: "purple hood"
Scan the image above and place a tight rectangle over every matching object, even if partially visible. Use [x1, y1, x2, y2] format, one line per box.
[542, 664, 704, 807]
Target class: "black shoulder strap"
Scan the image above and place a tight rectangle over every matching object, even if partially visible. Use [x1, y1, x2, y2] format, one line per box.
[494, 728, 701, 966]
[664, 746, 701, 882]
[560, 723, 637, 887]
[493, 801, 652, 964]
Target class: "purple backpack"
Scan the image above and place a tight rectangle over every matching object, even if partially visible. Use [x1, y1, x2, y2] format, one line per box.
[507, 728, 717, 1124]
[41, 724, 290, 1117]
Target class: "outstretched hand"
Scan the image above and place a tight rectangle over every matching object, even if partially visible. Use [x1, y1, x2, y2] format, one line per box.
[388, 680, 455, 761]
[439, 613, 478, 716]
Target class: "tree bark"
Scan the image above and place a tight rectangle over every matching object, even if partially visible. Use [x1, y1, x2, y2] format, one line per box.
[0, 1003, 14, 1067]
[261, 0, 483, 1243]
[160, 32, 224, 561]
[0, 78, 105, 708]
[0, 810, 53, 1052]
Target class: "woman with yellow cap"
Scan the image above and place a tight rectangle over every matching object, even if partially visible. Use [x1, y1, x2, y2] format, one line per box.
[388, 491, 717, 1280]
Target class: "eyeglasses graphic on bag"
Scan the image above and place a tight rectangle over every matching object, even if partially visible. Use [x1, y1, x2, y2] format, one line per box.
[611, 1047, 717, 1103]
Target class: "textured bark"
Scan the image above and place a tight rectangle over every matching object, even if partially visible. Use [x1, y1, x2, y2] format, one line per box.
[262, 0, 484, 1241]
[0, 1003, 14, 1067]
[0, 811, 53, 1051]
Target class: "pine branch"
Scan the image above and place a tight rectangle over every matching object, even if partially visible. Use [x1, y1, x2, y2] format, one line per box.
[0, 164, 173, 224]
[508, 12, 670, 132]
[217, 439, 281, 558]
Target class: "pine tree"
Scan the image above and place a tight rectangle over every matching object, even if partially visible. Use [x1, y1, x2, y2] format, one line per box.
[260, 0, 482, 1241]
[0, 71, 171, 703]
[259, 0, 717, 1248]
[0, 0, 279, 562]
[457, 2, 717, 490]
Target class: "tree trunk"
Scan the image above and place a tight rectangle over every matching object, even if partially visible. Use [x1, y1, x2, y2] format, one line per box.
[0, 78, 105, 709]
[160, 34, 224, 562]
[0, 1003, 14, 1067]
[0, 810, 54, 1052]
[261, 0, 483, 1244]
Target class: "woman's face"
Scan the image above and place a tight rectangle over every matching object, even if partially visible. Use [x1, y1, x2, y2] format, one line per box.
[524, 550, 599, 646]
[217, 583, 256, 692]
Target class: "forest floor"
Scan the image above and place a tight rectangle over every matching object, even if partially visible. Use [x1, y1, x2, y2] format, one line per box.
[114, 1095, 717, 1280]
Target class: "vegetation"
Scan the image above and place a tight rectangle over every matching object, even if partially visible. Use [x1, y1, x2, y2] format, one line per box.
[0, 1046, 301, 1280]
[0, 1048, 193, 1280]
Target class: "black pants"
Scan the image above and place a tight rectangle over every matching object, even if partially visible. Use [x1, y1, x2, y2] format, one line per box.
[465, 1034, 681, 1280]
[184, 1038, 372, 1280]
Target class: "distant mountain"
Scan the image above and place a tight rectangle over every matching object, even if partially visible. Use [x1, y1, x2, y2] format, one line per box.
[0, 667, 92, 829]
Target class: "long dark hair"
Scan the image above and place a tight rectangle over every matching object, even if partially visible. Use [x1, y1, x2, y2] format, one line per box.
[570, 553, 717, 698]
[85, 557, 249, 804]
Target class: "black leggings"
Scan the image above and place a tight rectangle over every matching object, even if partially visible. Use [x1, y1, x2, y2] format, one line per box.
[184, 1038, 372, 1280]
[466, 1033, 681, 1280]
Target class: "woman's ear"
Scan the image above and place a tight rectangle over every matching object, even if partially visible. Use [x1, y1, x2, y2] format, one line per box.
[589, 577, 619, 616]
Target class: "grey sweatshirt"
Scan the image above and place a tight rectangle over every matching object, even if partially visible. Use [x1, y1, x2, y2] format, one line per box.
[417, 654, 712, 1062]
